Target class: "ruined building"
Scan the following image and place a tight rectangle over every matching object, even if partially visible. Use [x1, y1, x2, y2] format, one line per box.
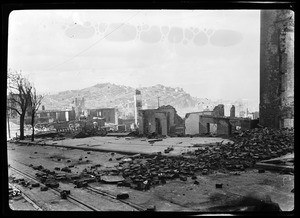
[212, 104, 225, 117]
[73, 97, 86, 120]
[260, 10, 294, 128]
[230, 105, 235, 118]
[137, 105, 184, 136]
[87, 108, 118, 125]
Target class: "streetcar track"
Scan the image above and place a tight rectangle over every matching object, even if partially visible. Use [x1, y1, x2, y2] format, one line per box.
[9, 165, 145, 211]
[9, 166, 97, 211]
[9, 183, 43, 211]
[86, 186, 146, 211]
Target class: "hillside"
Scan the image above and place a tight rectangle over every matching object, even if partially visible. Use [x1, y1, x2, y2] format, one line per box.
[41, 83, 258, 118]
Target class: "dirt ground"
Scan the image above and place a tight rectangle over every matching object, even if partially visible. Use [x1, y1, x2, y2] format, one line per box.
[7, 139, 294, 212]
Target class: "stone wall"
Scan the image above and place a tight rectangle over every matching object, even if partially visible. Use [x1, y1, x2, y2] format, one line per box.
[260, 10, 294, 128]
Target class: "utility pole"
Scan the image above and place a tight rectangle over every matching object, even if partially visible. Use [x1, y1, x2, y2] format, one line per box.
[7, 108, 11, 139]
[157, 96, 160, 108]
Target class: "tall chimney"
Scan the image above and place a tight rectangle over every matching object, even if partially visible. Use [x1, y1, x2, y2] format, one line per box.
[230, 105, 235, 118]
[134, 89, 142, 126]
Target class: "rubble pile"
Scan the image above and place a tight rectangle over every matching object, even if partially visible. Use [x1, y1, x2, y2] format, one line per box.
[31, 164, 97, 188]
[11, 128, 293, 193]
[73, 125, 107, 138]
[99, 128, 294, 190]
[192, 128, 294, 171]
[9, 185, 22, 199]
[110, 154, 204, 191]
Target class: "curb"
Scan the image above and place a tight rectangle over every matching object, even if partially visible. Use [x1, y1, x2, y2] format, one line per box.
[10, 140, 180, 157]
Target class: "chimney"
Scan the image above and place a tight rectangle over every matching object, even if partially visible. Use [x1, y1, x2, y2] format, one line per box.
[134, 89, 142, 126]
[230, 105, 235, 118]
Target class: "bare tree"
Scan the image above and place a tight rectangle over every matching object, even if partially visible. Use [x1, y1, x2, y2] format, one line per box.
[29, 87, 44, 141]
[7, 69, 32, 140]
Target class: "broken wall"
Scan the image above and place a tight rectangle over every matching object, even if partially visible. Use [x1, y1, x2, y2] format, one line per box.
[213, 104, 225, 117]
[199, 116, 214, 135]
[185, 113, 200, 135]
[155, 112, 168, 136]
[216, 118, 231, 136]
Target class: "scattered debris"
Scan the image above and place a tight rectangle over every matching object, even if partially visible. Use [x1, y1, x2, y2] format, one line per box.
[9, 185, 22, 198]
[100, 175, 125, 183]
[146, 205, 156, 211]
[116, 192, 129, 200]
[164, 147, 174, 153]
[45, 181, 59, 188]
[216, 183, 223, 189]
[122, 158, 132, 163]
[31, 183, 40, 188]
[61, 167, 71, 173]
[40, 186, 48, 191]
[60, 190, 71, 199]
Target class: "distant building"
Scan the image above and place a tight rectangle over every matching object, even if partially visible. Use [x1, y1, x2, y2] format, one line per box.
[35, 108, 76, 124]
[138, 105, 183, 136]
[184, 105, 259, 136]
[253, 111, 259, 119]
[185, 111, 213, 135]
[87, 108, 118, 125]
[73, 97, 86, 119]
[118, 118, 135, 132]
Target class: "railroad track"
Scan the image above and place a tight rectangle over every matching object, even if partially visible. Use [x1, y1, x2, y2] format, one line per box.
[86, 185, 146, 211]
[10, 166, 99, 211]
[9, 165, 146, 211]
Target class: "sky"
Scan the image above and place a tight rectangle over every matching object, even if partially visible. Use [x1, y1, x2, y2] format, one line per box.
[8, 10, 260, 104]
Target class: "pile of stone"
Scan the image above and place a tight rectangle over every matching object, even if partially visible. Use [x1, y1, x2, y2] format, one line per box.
[94, 128, 294, 190]
[192, 127, 294, 171]
[9, 185, 22, 199]
[108, 154, 202, 191]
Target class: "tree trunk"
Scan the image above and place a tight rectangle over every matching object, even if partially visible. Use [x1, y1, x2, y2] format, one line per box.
[31, 112, 35, 142]
[19, 114, 25, 140]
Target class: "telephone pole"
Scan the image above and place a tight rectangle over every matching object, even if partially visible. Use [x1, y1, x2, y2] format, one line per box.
[7, 108, 11, 139]
[157, 96, 160, 108]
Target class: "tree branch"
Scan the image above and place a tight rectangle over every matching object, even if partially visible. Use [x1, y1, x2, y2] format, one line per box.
[7, 106, 21, 115]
